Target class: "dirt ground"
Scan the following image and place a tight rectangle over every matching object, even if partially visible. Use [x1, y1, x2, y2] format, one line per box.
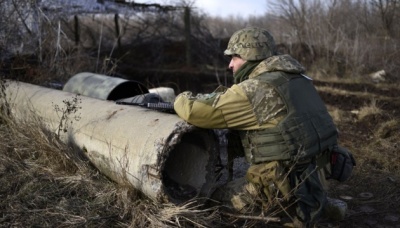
[314, 80, 400, 227]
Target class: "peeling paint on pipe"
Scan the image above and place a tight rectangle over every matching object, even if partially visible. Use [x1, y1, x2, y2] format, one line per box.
[4, 80, 219, 203]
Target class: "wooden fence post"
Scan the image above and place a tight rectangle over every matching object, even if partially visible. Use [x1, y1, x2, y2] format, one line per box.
[184, 7, 191, 67]
[114, 13, 121, 51]
[74, 15, 80, 46]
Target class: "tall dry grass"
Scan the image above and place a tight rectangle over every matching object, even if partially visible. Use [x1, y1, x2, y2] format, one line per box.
[0, 106, 224, 227]
[0, 75, 224, 226]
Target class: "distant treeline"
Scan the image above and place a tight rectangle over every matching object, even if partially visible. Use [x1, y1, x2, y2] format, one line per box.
[0, 0, 399, 83]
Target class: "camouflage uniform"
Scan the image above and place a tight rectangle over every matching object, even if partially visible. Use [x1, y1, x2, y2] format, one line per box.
[174, 27, 337, 227]
[173, 54, 304, 130]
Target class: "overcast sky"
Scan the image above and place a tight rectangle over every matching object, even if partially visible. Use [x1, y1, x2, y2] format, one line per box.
[132, 0, 269, 18]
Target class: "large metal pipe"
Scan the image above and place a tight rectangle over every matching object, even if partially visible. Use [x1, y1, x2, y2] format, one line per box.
[4, 80, 219, 203]
[62, 72, 149, 100]
[63, 73, 176, 103]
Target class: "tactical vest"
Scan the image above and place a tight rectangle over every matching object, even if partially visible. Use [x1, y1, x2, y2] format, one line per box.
[241, 71, 338, 165]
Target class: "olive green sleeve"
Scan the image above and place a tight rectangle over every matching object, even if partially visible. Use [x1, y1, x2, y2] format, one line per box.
[173, 85, 259, 129]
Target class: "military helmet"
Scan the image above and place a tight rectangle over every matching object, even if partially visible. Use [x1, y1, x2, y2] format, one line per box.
[224, 27, 277, 61]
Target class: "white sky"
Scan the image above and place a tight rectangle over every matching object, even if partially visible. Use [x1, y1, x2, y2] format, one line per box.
[132, 0, 269, 18]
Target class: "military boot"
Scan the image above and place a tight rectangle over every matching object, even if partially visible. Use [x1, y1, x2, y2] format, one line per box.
[322, 197, 347, 221]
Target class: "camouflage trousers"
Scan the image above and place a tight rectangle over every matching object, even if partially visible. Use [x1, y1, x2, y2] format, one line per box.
[211, 161, 292, 214]
[211, 161, 329, 227]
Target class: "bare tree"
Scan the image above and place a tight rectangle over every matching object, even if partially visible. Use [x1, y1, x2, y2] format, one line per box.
[370, 0, 399, 37]
[0, 0, 40, 57]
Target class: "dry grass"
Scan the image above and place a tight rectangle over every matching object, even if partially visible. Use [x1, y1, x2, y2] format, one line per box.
[0, 113, 125, 226]
[356, 98, 382, 121]
[326, 105, 353, 124]
[367, 119, 400, 173]
[0, 112, 220, 227]
[316, 86, 377, 100]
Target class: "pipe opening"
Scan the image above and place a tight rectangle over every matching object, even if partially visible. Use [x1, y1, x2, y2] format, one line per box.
[63, 73, 149, 101]
[107, 81, 148, 100]
[162, 130, 218, 203]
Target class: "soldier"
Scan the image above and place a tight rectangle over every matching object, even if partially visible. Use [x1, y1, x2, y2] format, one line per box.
[173, 27, 344, 227]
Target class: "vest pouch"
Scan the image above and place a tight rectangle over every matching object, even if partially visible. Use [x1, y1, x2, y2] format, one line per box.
[246, 161, 291, 203]
[330, 146, 356, 182]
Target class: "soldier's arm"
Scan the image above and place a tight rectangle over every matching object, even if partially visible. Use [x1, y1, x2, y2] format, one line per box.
[173, 85, 259, 130]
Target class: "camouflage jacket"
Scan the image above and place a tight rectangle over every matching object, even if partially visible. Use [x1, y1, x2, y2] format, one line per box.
[173, 54, 305, 130]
